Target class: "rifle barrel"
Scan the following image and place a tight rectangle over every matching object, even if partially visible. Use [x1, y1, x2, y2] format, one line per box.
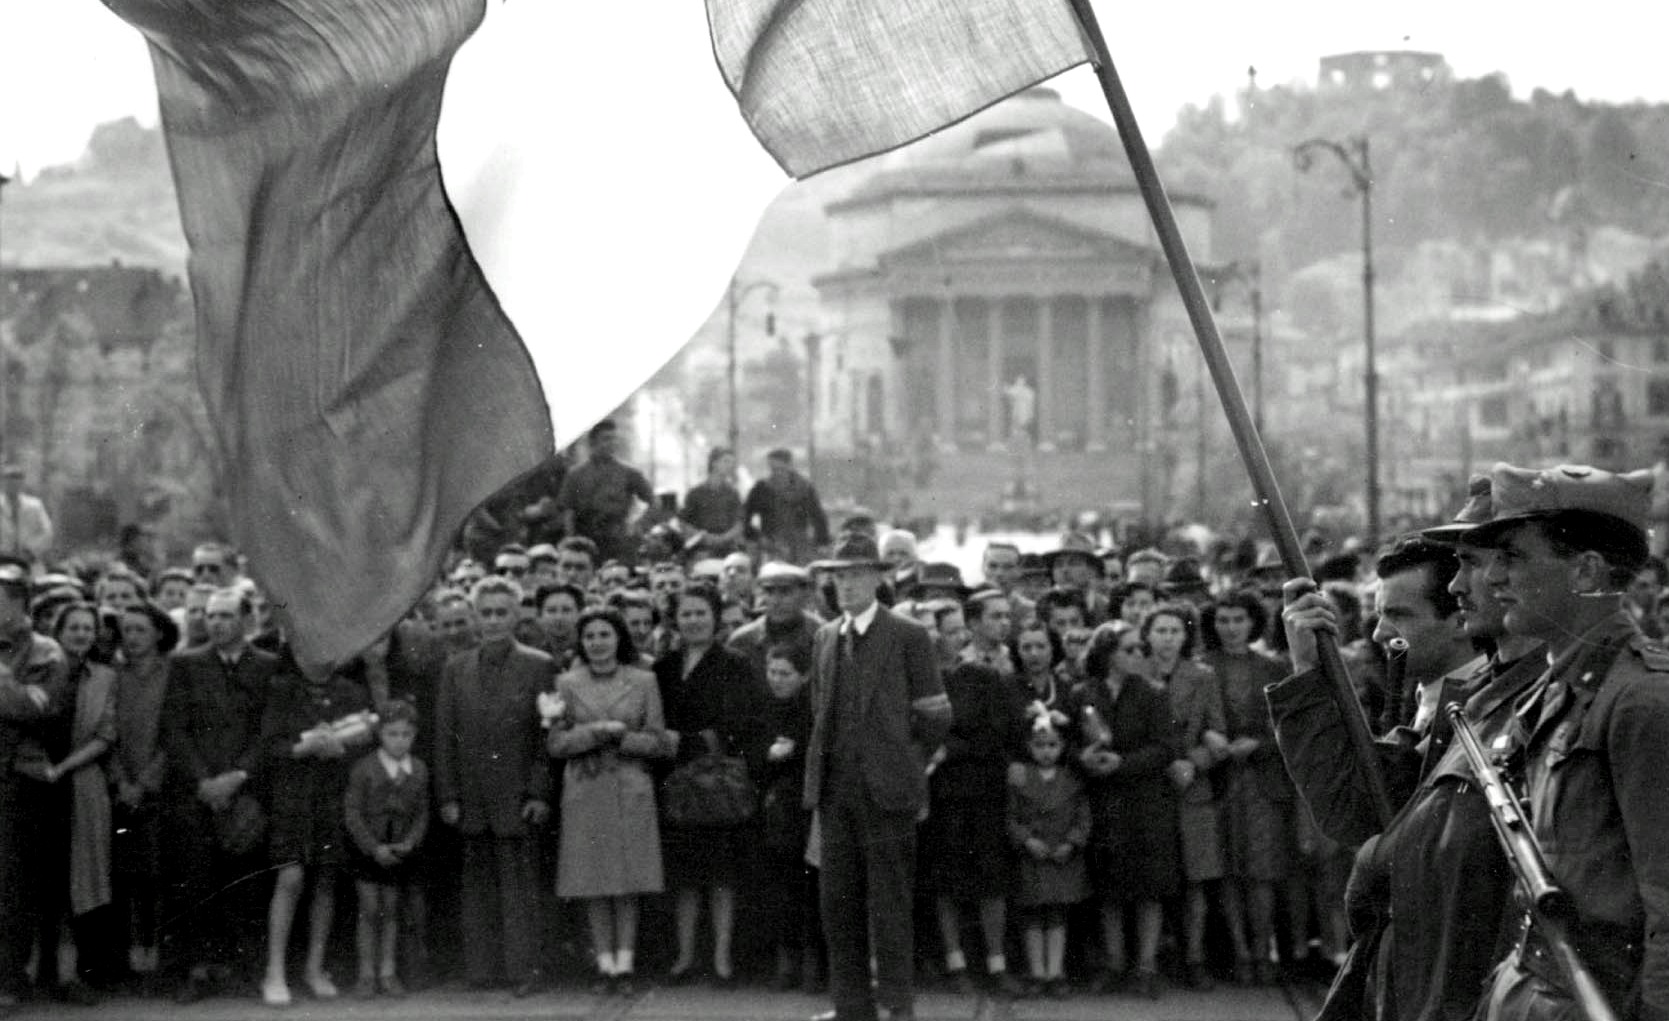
[1446, 704, 1620, 1021]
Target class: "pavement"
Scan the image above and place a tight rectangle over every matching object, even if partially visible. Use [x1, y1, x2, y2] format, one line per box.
[2, 981, 1325, 1021]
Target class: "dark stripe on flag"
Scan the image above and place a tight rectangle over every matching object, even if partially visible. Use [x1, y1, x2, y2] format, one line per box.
[107, 0, 552, 669]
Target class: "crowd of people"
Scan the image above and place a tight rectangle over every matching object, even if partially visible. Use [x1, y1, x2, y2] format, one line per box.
[0, 430, 1665, 1021]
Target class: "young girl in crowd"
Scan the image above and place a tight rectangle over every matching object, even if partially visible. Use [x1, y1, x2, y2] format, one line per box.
[1007, 718, 1090, 998]
[344, 700, 430, 998]
[756, 643, 823, 992]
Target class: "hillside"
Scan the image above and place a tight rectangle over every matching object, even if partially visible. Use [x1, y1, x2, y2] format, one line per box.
[1156, 73, 1669, 336]
[1, 118, 186, 273]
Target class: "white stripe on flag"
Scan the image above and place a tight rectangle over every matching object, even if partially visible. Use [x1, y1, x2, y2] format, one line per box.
[439, 1, 789, 450]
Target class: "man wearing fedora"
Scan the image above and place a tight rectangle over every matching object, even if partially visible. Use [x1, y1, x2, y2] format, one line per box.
[1044, 533, 1110, 625]
[803, 534, 951, 1021]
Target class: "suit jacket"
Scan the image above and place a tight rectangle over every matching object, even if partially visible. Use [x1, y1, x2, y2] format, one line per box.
[344, 752, 431, 856]
[0, 626, 69, 772]
[803, 607, 950, 814]
[433, 639, 555, 837]
[160, 644, 280, 795]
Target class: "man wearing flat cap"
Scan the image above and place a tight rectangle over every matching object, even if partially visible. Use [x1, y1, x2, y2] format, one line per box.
[1271, 473, 1549, 1021]
[1450, 463, 1669, 1021]
[803, 535, 950, 1021]
[727, 561, 821, 681]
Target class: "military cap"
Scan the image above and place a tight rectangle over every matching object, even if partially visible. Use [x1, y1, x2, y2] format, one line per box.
[1459, 463, 1653, 547]
[1421, 474, 1494, 543]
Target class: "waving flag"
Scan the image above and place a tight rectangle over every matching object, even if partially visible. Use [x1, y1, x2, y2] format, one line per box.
[105, 0, 1088, 669]
[709, 0, 1091, 177]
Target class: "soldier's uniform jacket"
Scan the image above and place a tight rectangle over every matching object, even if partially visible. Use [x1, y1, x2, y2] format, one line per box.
[1505, 611, 1669, 1021]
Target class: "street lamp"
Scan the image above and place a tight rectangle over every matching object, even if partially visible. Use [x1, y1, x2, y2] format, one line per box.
[1210, 259, 1265, 433]
[725, 275, 779, 456]
[0, 170, 8, 464]
[803, 331, 822, 481]
[1294, 135, 1379, 543]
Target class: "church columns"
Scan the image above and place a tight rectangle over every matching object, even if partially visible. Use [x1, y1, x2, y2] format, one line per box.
[1086, 297, 1106, 452]
[936, 296, 956, 442]
[986, 297, 1005, 449]
[1036, 296, 1056, 452]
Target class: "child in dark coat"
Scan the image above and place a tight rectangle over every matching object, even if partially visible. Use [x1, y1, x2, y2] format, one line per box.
[1008, 719, 1091, 997]
[756, 644, 824, 992]
[344, 701, 430, 998]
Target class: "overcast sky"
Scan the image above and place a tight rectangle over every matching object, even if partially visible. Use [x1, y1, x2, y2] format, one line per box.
[4, 1, 1668, 178]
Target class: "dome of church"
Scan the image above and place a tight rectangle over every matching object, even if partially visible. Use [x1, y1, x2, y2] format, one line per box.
[892, 87, 1123, 167]
[837, 87, 1136, 206]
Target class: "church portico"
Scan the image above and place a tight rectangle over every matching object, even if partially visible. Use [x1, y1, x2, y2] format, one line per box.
[807, 87, 1213, 510]
[879, 283, 1150, 454]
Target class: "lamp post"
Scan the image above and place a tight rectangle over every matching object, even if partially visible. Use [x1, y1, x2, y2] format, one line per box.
[803, 331, 821, 482]
[1211, 259, 1266, 432]
[0, 170, 8, 464]
[725, 275, 779, 456]
[1294, 135, 1379, 543]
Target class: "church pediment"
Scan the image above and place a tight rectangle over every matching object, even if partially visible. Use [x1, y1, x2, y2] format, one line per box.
[878, 206, 1155, 268]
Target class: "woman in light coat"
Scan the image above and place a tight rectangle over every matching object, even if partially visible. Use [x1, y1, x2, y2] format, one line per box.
[549, 607, 673, 996]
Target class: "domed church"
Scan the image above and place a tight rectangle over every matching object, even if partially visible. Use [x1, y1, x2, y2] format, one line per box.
[809, 87, 1215, 511]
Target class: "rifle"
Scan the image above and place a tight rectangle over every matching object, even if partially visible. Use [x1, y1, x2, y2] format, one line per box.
[1379, 637, 1410, 733]
[1446, 704, 1621, 1021]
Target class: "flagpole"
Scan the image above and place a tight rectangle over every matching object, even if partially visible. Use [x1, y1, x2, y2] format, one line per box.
[1066, 0, 1393, 825]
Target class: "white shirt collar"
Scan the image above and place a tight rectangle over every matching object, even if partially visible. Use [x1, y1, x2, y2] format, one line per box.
[378, 749, 413, 780]
[843, 601, 880, 637]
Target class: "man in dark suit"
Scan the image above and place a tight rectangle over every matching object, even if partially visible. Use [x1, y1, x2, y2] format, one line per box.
[0, 558, 70, 1010]
[803, 535, 952, 1021]
[434, 576, 554, 997]
[161, 586, 281, 1003]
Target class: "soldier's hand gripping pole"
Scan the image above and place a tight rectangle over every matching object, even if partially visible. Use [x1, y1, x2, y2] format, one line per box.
[1067, 0, 1393, 827]
[1446, 703, 1621, 1021]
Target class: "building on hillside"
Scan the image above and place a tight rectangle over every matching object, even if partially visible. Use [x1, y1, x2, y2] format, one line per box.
[1317, 51, 1451, 92]
[809, 87, 1218, 518]
[1, 262, 217, 551]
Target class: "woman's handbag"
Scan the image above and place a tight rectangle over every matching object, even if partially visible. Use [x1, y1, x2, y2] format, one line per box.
[661, 753, 757, 828]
